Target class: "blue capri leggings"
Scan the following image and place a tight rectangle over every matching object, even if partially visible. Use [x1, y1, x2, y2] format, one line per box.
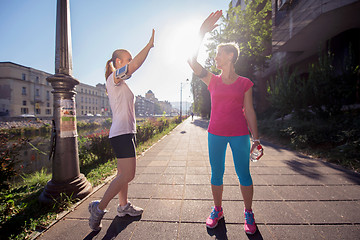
[208, 132, 252, 186]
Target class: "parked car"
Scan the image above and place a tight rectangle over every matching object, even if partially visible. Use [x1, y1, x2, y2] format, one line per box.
[95, 114, 102, 117]
[85, 113, 94, 116]
[19, 114, 36, 118]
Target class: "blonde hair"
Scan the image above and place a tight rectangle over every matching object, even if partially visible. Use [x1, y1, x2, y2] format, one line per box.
[105, 49, 130, 80]
[217, 43, 239, 64]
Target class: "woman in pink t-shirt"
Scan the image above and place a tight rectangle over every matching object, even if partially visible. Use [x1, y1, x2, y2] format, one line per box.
[188, 11, 260, 235]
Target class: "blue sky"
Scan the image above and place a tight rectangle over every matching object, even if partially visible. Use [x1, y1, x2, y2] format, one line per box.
[0, 0, 230, 102]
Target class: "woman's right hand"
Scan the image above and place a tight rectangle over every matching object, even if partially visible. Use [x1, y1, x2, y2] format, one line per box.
[200, 10, 222, 36]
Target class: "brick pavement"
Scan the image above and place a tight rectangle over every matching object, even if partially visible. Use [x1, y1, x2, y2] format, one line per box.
[36, 117, 360, 240]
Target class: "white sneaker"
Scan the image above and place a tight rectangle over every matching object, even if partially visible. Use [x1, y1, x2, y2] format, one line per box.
[117, 201, 143, 217]
[88, 200, 106, 231]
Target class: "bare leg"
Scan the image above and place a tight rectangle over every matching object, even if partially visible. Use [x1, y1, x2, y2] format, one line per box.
[211, 184, 223, 207]
[98, 157, 136, 211]
[118, 184, 129, 206]
[240, 184, 254, 210]
[117, 158, 131, 206]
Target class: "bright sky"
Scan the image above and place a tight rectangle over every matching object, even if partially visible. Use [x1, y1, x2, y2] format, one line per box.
[0, 0, 229, 103]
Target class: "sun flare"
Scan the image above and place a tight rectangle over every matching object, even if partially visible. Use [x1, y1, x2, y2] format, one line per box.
[159, 18, 209, 65]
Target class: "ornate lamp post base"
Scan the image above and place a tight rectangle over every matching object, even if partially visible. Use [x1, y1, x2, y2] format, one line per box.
[39, 174, 92, 203]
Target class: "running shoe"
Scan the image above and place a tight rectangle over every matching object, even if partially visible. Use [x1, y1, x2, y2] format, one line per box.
[206, 207, 224, 228]
[88, 200, 106, 231]
[244, 209, 257, 234]
[117, 201, 143, 217]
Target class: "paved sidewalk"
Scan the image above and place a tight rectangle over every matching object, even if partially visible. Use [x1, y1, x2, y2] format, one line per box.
[37, 117, 360, 240]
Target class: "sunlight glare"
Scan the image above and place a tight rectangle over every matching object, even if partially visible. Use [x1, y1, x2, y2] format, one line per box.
[160, 19, 206, 65]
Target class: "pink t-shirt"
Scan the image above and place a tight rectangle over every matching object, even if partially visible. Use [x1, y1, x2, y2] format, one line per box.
[207, 74, 254, 136]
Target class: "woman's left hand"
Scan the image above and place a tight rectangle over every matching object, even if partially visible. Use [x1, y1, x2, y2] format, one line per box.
[250, 141, 260, 154]
[148, 29, 155, 48]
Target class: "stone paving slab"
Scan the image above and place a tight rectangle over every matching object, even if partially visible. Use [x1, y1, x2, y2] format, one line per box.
[36, 117, 360, 240]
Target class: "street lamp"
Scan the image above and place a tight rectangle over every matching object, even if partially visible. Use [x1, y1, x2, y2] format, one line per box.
[39, 0, 92, 203]
[180, 79, 189, 120]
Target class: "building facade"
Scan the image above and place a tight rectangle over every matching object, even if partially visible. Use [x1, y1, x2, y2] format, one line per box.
[75, 83, 110, 116]
[0, 62, 110, 117]
[135, 90, 173, 117]
[256, 0, 360, 111]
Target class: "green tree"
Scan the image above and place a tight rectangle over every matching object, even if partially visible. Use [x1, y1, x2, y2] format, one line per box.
[208, 0, 272, 79]
[191, 73, 211, 118]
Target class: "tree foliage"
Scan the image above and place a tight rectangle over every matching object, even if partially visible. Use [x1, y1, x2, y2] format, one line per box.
[267, 50, 360, 120]
[208, 0, 272, 79]
[191, 73, 211, 118]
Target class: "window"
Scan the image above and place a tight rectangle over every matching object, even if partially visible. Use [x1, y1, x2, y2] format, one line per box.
[81, 96, 83, 103]
[46, 109, 51, 115]
[85, 89, 87, 94]
[23, 101, 27, 106]
[36, 76, 39, 83]
[22, 74, 26, 81]
[36, 108, 41, 114]
[81, 88, 83, 93]
[47, 102, 50, 107]
[85, 97, 87, 103]
[21, 108, 28, 114]
[46, 91, 50, 100]
[22, 87, 27, 95]
[36, 89, 40, 97]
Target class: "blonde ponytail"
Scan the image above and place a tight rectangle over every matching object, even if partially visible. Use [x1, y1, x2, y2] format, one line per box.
[105, 59, 115, 80]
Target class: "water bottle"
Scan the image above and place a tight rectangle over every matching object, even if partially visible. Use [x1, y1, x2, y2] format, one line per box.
[250, 144, 263, 162]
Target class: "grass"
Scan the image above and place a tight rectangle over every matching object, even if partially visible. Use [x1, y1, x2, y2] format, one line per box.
[0, 119, 180, 240]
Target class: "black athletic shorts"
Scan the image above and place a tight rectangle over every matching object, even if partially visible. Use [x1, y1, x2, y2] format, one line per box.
[109, 133, 137, 158]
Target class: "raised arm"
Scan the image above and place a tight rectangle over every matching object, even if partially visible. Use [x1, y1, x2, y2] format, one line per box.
[187, 10, 222, 86]
[127, 29, 155, 76]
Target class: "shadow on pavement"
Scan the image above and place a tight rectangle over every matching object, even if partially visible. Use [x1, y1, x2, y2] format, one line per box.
[83, 215, 141, 240]
[192, 118, 209, 130]
[285, 156, 360, 184]
[285, 159, 323, 179]
[206, 218, 264, 240]
[206, 218, 228, 240]
[246, 228, 264, 240]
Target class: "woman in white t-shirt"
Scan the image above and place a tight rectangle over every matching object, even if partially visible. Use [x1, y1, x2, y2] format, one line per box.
[88, 29, 155, 231]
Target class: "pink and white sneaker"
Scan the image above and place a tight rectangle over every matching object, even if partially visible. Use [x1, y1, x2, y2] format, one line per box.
[206, 207, 224, 229]
[244, 209, 257, 234]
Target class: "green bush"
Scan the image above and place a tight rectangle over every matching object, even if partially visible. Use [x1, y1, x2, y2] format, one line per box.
[259, 112, 360, 171]
[87, 129, 114, 163]
[0, 131, 27, 190]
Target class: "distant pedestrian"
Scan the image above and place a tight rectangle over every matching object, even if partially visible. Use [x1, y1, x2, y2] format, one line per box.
[188, 11, 261, 235]
[191, 112, 194, 121]
[88, 29, 155, 231]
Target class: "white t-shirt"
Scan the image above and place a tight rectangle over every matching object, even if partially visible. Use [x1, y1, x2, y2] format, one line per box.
[106, 72, 136, 138]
